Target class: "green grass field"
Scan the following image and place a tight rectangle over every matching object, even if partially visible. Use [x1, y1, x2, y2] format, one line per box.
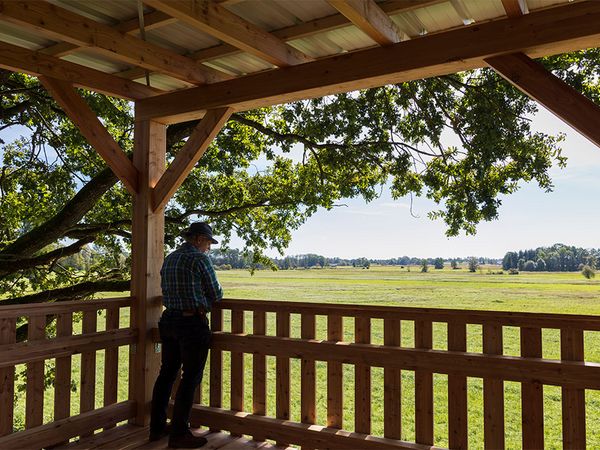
[11, 266, 600, 448]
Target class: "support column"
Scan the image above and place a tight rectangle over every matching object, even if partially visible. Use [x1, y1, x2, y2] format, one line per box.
[129, 117, 166, 425]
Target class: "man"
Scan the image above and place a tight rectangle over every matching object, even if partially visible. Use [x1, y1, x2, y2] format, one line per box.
[149, 222, 223, 448]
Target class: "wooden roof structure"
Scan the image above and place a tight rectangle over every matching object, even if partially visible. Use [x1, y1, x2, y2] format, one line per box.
[1, 0, 600, 443]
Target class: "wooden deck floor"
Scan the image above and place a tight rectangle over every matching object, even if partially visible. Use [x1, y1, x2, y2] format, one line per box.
[52, 425, 295, 450]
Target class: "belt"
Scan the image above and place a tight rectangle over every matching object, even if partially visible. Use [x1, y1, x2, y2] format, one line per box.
[166, 308, 207, 317]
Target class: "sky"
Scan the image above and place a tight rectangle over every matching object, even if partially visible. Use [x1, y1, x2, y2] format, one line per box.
[254, 106, 600, 260]
[2, 104, 599, 260]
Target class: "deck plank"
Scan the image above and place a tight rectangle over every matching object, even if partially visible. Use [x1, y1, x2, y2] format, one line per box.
[50, 425, 295, 450]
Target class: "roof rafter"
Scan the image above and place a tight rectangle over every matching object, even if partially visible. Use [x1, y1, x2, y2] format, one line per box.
[143, 0, 313, 67]
[327, 0, 406, 45]
[0, 40, 161, 100]
[135, 1, 600, 124]
[40, 10, 177, 58]
[117, 0, 443, 81]
[0, 1, 230, 85]
[486, 52, 600, 148]
[501, 0, 527, 18]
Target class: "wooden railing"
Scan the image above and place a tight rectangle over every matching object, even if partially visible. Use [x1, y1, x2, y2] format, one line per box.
[0, 297, 136, 449]
[188, 299, 600, 450]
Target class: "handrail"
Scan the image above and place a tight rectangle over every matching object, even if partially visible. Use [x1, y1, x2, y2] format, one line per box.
[0, 296, 132, 319]
[218, 298, 600, 330]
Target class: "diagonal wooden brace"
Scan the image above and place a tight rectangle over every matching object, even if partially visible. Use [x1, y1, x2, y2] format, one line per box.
[486, 52, 600, 149]
[39, 76, 139, 194]
[151, 107, 233, 212]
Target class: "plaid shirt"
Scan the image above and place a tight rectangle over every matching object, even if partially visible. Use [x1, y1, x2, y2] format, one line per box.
[161, 243, 223, 311]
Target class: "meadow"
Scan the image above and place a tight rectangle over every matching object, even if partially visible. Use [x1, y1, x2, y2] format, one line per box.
[10, 265, 600, 448]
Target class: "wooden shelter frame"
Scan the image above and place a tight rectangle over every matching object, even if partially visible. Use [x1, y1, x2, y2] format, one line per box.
[1, 1, 600, 448]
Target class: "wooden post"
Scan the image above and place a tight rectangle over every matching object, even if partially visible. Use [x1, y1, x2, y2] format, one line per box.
[129, 117, 166, 425]
[26, 315, 45, 429]
[104, 306, 120, 430]
[0, 318, 16, 436]
[276, 311, 290, 447]
[80, 310, 98, 437]
[483, 323, 505, 450]
[327, 315, 343, 429]
[520, 327, 544, 450]
[301, 313, 316, 425]
[252, 310, 267, 442]
[384, 318, 401, 439]
[355, 316, 371, 434]
[230, 309, 245, 412]
[415, 320, 433, 445]
[448, 321, 468, 450]
[561, 328, 585, 450]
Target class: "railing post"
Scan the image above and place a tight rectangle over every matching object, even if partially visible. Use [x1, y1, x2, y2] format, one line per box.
[80, 309, 98, 438]
[276, 311, 290, 447]
[355, 316, 371, 435]
[483, 322, 505, 450]
[209, 306, 223, 431]
[561, 328, 585, 450]
[327, 314, 343, 429]
[520, 327, 544, 450]
[104, 307, 119, 430]
[252, 310, 267, 442]
[448, 321, 468, 450]
[25, 315, 45, 430]
[415, 319, 433, 445]
[0, 317, 16, 436]
[384, 318, 401, 439]
[230, 309, 245, 420]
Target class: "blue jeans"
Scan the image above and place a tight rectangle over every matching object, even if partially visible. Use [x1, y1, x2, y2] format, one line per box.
[150, 310, 211, 436]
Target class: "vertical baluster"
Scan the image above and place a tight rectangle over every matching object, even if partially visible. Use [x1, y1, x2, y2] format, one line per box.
[0, 317, 16, 436]
[252, 310, 266, 442]
[231, 309, 244, 413]
[80, 310, 97, 437]
[520, 327, 544, 450]
[384, 318, 401, 439]
[104, 307, 119, 414]
[415, 320, 433, 445]
[355, 316, 371, 434]
[276, 311, 290, 447]
[448, 321, 468, 450]
[327, 314, 343, 429]
[209, 306, 223, 414]
[301, 313, 316, 424]
[55, 313, 73, 424]
[561, 328, 585, 450]
[26, 315, 45, 429]
[301, 313, 316, 450]
[483, 323, 504, 450]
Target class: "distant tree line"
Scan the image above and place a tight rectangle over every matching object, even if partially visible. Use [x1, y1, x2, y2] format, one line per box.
[502, 244, 599, 272]
[208, 249, 498, 270]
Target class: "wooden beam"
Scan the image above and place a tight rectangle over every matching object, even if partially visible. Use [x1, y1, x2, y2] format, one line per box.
[0, 401, 135, 450]
[143, 0, 313, 67]
[485, 52, 600, 148]
[501, 0, 527, 18]
[0, 1, 229, 85]
[151, 107, 233, 211]
[39, 77, 139, 194]
[328, 0, 406, 45]
[0, 328, 136, 368]
[190, 406, 434, 450]
[136, 1, 600, 123]
[40, 10, 177, 58]
[117, 0, 443, 81]
[0, 41, 160, 100]
[129, 118, 166, 425]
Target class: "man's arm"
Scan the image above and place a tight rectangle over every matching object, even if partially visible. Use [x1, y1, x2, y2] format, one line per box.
[197, 253, 223, 305]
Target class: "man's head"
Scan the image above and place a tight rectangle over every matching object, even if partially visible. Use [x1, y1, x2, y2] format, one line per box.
[182, 222, 218, 253]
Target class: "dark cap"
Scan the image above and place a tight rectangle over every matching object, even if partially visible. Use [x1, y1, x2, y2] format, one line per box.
[182, 222, 218, 244]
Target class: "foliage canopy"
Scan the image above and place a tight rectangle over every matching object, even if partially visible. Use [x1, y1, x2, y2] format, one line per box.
[1, 49, 599, 303]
